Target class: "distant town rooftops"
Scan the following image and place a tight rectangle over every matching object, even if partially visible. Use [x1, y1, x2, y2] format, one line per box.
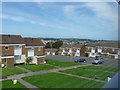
[0, 34, 24, 44]
[87, 42, 119, 48]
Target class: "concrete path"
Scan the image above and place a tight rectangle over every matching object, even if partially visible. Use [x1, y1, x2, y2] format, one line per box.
[56, 72, 106, 83]
[18, 78, 40, 90]
[45, 63, 59, 68]
[1, 64, 91, 81]
[16, 66, 32, 72]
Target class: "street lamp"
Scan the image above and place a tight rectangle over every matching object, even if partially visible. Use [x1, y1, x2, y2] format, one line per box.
[50, 40, 52, 55]
[70, 42, 73, 62]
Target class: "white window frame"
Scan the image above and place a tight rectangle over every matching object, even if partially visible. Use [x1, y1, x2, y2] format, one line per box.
[14, 55, 21, 61]
[38, 47, 41, 51]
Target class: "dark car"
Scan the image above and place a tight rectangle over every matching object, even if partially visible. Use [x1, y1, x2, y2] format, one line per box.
[74, 58, 86, 63]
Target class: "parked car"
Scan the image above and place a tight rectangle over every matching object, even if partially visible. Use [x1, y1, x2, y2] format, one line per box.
[92, 58, 104, 64]
[74, 58, 86, 63]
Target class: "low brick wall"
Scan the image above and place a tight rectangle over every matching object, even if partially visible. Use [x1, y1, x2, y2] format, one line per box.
[2, 58, 14, 67]
[37, 57, 46, 64]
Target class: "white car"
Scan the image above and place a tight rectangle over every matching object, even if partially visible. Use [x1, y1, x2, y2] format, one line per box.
[92, 58, 104, 64]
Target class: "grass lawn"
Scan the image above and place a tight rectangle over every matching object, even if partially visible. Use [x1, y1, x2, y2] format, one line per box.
[1, 80, 28, 89]
[59, 65, 118, 81]
[23, 72, 105, 88]
[83, 65, 119, 72]
[46, 59, 82, 67]
[0, 67, 27, 77]
[18, 64, 56, 72]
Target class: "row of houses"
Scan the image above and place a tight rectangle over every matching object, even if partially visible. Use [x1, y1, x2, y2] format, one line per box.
[0, 34, 119, 67]
[0, 34, 46, 67]
[45, 42, 119, 59]
[85, 42, 119, 59]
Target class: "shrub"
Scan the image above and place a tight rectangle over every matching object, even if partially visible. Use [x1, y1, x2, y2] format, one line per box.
[25, 57, 33, 64]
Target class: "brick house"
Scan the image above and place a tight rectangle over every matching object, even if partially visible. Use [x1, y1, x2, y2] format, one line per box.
[0, 34, 46, 67]
[45, 49, 59, 55]
[23, 38, 46, 64]
[59, 44, 86, 57]
[85, 42, 119, 59]
[0, 35, 26, 67]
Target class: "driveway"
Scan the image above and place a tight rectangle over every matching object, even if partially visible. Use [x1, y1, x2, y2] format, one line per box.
[46, 55, 119, 68]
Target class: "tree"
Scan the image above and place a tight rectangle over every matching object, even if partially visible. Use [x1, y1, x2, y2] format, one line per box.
[45, 41, 63, 49]
[52, 41, 63, 49]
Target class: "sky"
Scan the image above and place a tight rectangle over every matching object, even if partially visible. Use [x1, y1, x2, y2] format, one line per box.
[0, 1, 118, 40]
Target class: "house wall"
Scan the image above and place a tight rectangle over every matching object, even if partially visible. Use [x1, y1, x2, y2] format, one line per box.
[52, 52, 55, 55]
[25, 48, 28, 57]
[91, 47, 96, 53]
[37, 57, 46, 64]
[75, 49, 80, 56]
[106, 48, 112, 52]
[61, 49, 66, 55]
[46, 52, 50, 55]
[86, 47, 91, 52]
[98, 47, 102, 53]
[1, 46, 14, 56]
[24, 46, 46, 64]
[89, 52, 96, 58]
[80, 46, 86, 57]
[34, 47, 45, 56]
[22, 46, 26, 55]
[2, 58, 14, 67]
[0, 46, 2, 56]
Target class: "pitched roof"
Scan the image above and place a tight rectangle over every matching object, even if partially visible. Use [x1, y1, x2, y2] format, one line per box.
[0, 34, 24, 44]
[87, 42, 119, 48]
[23, 38, 45, 46]
[45, 49, 59, 52]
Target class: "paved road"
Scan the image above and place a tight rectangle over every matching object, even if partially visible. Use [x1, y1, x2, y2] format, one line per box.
[46, 55, 119, 68]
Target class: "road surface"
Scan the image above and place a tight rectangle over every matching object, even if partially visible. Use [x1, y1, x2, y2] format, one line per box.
[46, 55, 119, 68]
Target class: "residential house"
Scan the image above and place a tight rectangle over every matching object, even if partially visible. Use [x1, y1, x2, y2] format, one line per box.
[0, 34, 46, 67]
[23, 38, 46, 64]
[85, 42, 119, 59]
[45, 49, 59, 55]
[0, 35, 26, 67]
[59, 44, 86, 57]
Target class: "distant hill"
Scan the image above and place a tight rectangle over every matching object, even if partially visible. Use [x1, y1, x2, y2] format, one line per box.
[39, 37, 116, 42]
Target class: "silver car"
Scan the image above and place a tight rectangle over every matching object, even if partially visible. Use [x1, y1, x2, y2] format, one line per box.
[92, 58, 104, 64]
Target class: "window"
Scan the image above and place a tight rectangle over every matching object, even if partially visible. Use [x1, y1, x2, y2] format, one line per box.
[5, 46, 9, 50]
[104, 48, 107, 50]
[38, 47, 41, 51]
[92, 48, 95, 50]
[28, 47, 34, 50]
[112, 49, 115, 51]
[92, 53, 94, 55]
[14, 55, 21, 60]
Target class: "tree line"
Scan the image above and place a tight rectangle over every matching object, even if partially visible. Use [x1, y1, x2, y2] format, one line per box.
[45, 40, 63, 49]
